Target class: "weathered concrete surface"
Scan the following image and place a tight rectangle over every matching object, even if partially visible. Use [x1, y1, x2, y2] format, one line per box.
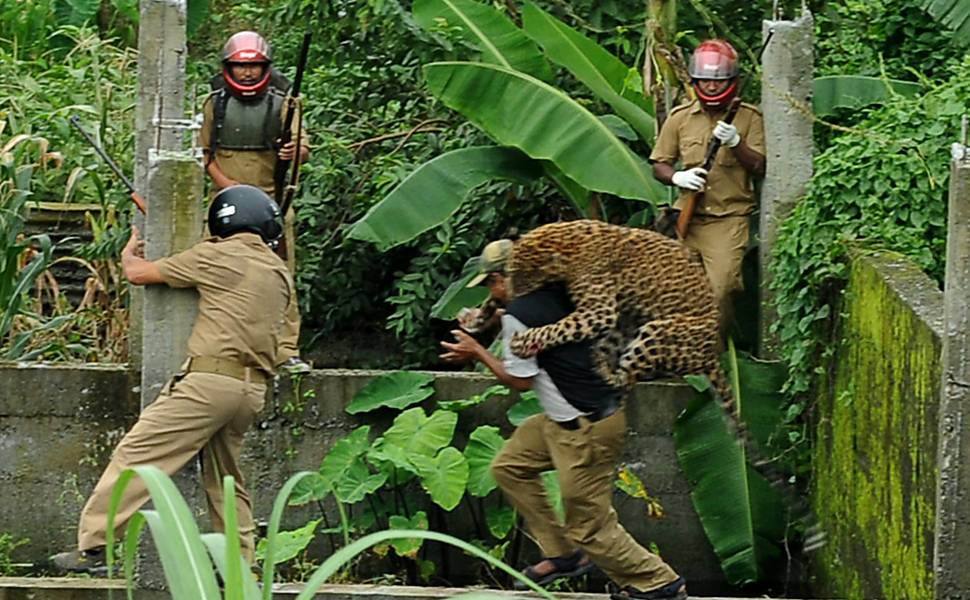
[758, 10, 814, 358]
[0, 368, 740, 595]
[934, 158, 970, 599]
[141, 153, 203, 404]
[812, 251, 943, 600]
[0, 579, 820, 600]
[130, 0, 190, 371]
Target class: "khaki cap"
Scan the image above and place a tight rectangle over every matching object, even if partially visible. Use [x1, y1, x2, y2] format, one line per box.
[466, 239, 513, 287]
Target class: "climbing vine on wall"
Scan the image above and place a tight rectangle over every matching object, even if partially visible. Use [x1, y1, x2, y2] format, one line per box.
[770, 55, 970, 408]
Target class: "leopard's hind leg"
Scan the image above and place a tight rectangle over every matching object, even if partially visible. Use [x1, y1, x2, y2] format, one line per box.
[613, 314, 826, 550]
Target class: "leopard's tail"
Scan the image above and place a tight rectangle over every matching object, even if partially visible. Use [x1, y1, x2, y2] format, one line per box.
[708, 367, 827, 553]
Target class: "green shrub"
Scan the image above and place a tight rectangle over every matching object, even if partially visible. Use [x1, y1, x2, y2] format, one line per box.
[770, 55, 970, 404]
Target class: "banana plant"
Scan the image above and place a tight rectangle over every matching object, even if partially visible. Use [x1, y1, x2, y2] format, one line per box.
[673, 340, 790, 585]
[922, 0, 970, 45]
[348, 0, 667, 251]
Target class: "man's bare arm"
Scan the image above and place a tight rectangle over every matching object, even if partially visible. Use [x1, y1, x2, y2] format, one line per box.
[440, 330, 533, 392]
[122, 226, 165, 286]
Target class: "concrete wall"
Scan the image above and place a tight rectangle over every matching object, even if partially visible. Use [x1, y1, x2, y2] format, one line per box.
[812, 251, 943, 600]
[0, 367, 732, 594]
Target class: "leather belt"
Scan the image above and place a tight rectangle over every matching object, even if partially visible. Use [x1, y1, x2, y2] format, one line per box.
[185, 356, 268, 384]
[556, 397, 621, 431]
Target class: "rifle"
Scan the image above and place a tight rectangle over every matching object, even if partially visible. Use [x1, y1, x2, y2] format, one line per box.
[674, 31, 774, 240]
[69, 115, 147, 214]
[274, 31, 312, 217]
[673, 98, 741, 239]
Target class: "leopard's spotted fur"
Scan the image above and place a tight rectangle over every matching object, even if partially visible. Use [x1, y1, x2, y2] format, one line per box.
[505, 220, 724, 394]
[503, 220, 823, 548]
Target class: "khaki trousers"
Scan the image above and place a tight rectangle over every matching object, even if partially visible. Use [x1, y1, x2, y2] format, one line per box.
[77, 372, 266, 561]
[277, 207, 301, 361]
[492, 410, 679, 591]
[682, 214, 749, 332]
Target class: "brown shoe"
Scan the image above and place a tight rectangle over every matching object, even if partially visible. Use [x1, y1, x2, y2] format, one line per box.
[50, 547, 108, 575]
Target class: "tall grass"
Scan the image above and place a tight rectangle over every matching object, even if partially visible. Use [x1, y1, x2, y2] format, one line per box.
[107, 465, 557, 600]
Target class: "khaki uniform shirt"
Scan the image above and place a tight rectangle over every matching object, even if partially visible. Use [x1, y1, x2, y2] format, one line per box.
[155, 232, 295, 376]
[198, 93, 311, 197]
[649, 100, 765, 216]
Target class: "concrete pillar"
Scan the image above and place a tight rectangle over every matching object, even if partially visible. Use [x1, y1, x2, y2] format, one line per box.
[130, 1, 201, 590]
[129, 0, 189, 372]
[933, 144, 970, 600]
[757, 9, 814, 358]
[140, 152, 202, 400]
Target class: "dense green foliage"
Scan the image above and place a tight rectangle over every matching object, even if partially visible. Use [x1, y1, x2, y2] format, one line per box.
[771, 56, 970, 400]
[1, 0, 966, 381]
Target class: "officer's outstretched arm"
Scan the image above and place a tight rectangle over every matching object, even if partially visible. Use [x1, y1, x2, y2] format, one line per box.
[122, 227, 164, 286]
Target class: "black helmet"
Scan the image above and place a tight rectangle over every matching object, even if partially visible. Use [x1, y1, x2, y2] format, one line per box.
[208, 185, 283, 245]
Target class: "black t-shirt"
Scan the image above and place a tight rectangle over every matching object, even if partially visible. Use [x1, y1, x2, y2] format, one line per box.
[505, 284, 622, 413]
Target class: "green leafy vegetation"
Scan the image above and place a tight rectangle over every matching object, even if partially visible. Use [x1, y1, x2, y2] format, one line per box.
[279, 373, 662, 585]
[105, 464, 555, 599]
[0, 533, 29, 576]
[675, 343, 792, 586]
[770, 56, 970, 401]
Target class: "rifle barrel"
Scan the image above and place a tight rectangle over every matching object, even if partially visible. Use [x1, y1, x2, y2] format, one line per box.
[69, 115, 138, 195]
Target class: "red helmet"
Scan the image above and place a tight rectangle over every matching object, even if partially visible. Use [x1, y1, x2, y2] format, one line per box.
[689, 39, 740, 109]
[221, 31, 272, 97]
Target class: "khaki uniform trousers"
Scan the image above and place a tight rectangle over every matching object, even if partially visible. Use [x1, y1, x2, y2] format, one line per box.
[682, 214, 749, 333]
[77, 371, 266, 561]
[491, 410, 679, 591]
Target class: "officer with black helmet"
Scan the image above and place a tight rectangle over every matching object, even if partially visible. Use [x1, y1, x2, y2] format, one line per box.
[51, 185, 294, 573]
[199, 31, 311, 374]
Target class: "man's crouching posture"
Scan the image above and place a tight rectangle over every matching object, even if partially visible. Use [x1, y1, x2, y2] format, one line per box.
[440, 240, 688, 600]
[52, 185, 294, 573]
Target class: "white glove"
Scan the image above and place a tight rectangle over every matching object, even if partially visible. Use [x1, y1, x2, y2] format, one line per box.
[952, 142, 967, 162]
[671, 167, 708, 192]
[713, 120, 741, 148]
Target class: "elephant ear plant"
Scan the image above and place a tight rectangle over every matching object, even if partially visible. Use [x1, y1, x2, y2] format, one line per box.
[103, 465, 560, 600]
[283, 372, 518, 583]
[275, 370, 667, 586]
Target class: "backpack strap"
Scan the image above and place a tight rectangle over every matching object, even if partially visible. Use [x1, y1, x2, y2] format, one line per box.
[207, 89, 230, 167]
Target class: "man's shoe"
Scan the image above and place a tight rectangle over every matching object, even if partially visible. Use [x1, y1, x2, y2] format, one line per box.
[278, 357, 311, 375]
[50, 547, 108, 575]
[609, 577, 688, 600]
[513, 549, 595, 590]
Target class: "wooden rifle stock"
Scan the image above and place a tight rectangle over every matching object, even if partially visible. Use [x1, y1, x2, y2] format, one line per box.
[674, 97, 742, 239]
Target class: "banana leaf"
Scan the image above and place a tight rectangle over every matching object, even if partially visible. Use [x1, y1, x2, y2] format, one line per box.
[521, 1, 656, 142]
[922, 0, 970, 46]
[673, 345, 788, 586]
[348, 146, 541, 250]
[430, 255, 490, 320]
[413, 0, 553, 81]
[813, 75, 922, 116]
[425, 62, 663, 203]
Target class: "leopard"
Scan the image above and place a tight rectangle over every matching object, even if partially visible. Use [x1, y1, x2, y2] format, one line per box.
[500, 219, 824, 550]
[505, 219, 723, 395]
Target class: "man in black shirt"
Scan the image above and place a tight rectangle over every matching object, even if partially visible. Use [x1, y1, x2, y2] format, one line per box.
[440, 240, 687, 600]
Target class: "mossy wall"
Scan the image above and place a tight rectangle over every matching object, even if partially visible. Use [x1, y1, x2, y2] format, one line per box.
[812, 250, 944, 600]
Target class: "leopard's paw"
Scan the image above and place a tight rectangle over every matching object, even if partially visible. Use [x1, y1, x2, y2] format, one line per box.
[510, 331, 541, 358]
